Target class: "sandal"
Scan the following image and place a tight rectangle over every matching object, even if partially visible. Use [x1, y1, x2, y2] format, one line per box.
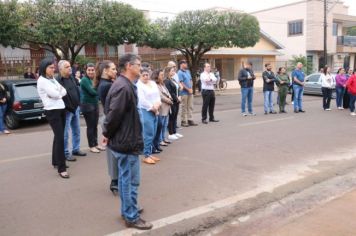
[96, 145, 106, 151]
[150, 156, 160, 162]
[163, 140, 171, 144]
[90, 147, 100, 153]
[143, 157, 156, 164]
[59, 171, 70, 179]
[160, 142, 168, 146]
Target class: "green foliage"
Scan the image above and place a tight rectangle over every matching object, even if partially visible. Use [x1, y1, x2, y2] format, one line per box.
[143, 10, 260, 92]
[0, 0, 24, 47]
[2, 0, 147, 64]
[288, 55, 312, 75]
[74, 55, 94, 68]
[347, 27, 356, 36]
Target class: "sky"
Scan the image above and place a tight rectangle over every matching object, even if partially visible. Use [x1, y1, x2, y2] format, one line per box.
[119, 0, 356, 19]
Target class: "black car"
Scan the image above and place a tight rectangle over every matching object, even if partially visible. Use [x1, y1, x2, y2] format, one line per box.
[0, 79, 45, 129]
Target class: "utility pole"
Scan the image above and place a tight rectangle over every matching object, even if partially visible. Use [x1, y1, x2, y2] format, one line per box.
[323, 0, 327, 67]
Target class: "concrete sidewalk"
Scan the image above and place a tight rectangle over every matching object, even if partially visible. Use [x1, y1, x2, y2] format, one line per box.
[259, 190, 356, 236]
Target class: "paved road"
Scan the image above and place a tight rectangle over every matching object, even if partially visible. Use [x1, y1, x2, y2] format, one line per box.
[1, 92, 356, 236]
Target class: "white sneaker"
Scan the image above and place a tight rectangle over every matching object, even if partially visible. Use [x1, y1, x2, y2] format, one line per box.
[168, 134, 178, 140]
[338, 107, 344, 110]
[351, 112, 356, 116]
[175, 133, 183, 138]
[325, 108, 331, 111]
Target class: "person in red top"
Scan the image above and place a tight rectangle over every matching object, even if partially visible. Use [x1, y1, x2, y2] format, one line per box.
[346, 69, 356, 116]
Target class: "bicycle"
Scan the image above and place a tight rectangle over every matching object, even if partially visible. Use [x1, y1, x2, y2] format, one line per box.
[217, 78, 227, 90]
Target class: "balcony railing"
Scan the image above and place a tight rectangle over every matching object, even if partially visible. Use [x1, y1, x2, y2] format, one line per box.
[337, 36, 356, 47]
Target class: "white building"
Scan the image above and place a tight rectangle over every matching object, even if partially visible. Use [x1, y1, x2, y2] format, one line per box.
[252, 0, 356, 72]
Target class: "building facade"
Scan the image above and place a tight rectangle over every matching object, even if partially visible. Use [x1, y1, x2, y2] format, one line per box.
[252, 0, 356, 72]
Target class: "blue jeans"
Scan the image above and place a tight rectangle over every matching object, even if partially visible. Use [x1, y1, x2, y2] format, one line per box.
[336, 86, 345, 108]
[263, 91, 275, 112]
[293, 85, 304, 111]
[0, 104, 7, 132]
[159, 115, 169, 142]
[241, 87, 253, 113]
[140, 109, 158, 157]
[111, 150, 140, 222]
[64, 107, 81, 157]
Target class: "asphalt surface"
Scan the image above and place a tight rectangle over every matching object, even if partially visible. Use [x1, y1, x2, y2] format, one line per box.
[1, 91, 356, 236]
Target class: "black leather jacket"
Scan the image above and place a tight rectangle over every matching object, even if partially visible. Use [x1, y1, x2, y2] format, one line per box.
[238, 68, 256, 88]
[103, 75, 143, 154]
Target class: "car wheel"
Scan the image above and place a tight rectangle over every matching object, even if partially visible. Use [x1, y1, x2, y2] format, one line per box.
[5, 113, 20, 129]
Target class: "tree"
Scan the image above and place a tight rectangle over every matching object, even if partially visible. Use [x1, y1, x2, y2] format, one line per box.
[347, 26, 356, 36]
[9, 0, 148, 64]
[0, 0, 23, 47]
[143, 10, 260, 92]
[288, 55, 312, 75]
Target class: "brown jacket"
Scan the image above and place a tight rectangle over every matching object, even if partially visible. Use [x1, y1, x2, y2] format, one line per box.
[157, 84, 172, 116]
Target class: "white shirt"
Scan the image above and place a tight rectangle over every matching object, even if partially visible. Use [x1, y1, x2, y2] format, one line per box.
[136, 80, 161, 111]
[37, 76, 67, 110]
[200, 71, 217, 90]
[173, 73, 180, 84]
[320, 73, 335, 88]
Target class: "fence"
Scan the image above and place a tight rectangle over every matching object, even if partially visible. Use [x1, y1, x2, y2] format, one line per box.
[0, 54, 119, 80]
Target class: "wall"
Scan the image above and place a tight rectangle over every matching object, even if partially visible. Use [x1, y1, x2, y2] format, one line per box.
[252, 1, 307, 61]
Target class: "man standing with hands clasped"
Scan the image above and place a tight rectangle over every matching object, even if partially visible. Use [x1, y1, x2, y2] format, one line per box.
[262, 63, 277, 115]
[200, 63, 219, 124]
[292, 62, 306, 113]
[238, 62, 256, 116]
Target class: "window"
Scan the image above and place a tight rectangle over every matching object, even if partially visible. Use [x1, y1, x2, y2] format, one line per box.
[307, 74, 320, 83]
[15, 84, 38, 99]
[333, 23, 338, 36]
[288, 20, 303, 36]
[247, 57, 263, 72]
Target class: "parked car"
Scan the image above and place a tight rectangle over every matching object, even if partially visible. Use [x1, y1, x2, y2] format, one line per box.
[303, 73, 336, 98]
[0, 79, 45, 129]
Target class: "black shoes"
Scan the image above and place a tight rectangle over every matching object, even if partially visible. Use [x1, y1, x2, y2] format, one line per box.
[210, 119, 219, 122]
[269, 111, 277, 114]
[294, 109, 305, 113]
[125, 217, 153, 230]
[72, 150, 87, 156]
[188, 120, 198, 126]
[110, 179, 118, 195]
[202, 120, 208, 124]
[299, 109, 306, 113]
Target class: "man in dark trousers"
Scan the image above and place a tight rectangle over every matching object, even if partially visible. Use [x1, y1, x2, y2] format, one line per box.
[262, 63, 277, 114]
[200, 63, 219, 124]
[103, 53, 152, 230]
[57, 60, 86, 162]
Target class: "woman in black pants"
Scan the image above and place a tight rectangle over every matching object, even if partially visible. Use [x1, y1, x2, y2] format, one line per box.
[37, 58, 69, 178]
[164, 66, 182, 140]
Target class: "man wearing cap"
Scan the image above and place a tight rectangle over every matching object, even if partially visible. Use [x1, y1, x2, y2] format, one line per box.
[177, 60, 198, 127]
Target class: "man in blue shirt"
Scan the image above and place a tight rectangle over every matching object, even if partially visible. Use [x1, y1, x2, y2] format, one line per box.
[178, 60, 198, 127]
[292, 62, 306, 113]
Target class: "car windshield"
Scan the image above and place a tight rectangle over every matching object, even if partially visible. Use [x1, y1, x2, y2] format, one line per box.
[15, 84, 39, 99]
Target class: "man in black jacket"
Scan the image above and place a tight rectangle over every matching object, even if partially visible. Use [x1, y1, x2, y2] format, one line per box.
[57, 60, 86, 162]
[262, 63, 277, 114]
[238, 62, 256, 116]
[103, 53, 152, 230]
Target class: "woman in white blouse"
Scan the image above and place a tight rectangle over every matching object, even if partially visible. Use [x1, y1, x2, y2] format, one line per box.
[137, 68, 161, 164]
[37, 58, 69, 179]
[320, 65, 335, 111]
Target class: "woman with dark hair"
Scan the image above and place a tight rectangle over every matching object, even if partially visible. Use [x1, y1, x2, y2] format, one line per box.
[137, 68, 161, 164]
[335, 68, 347, 109]
[154, 69, 173, 148]
[276, 67, 290, 113]
[95, 60, 118, 194]
[80, 63, 102, 153]
[320, 65, 335, 111]
[37, 57, 69, 178]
